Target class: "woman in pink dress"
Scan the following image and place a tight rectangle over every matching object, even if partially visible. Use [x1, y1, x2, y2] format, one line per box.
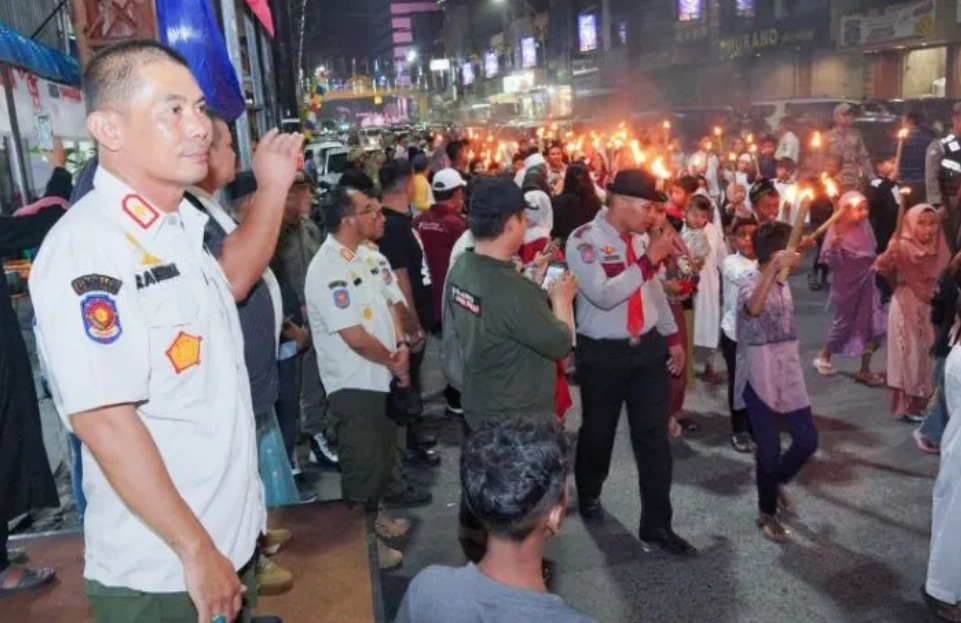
[875, 204, 951, 422]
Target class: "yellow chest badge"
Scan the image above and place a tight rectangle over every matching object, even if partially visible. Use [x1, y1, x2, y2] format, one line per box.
[165, 331, 202, 374]
[363, 306, 374, 321]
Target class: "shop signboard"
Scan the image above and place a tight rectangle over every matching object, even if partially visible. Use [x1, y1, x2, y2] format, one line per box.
[718, 25, 819, 59]
[840, 0, 936, 48]
[0, 68, 86, 140]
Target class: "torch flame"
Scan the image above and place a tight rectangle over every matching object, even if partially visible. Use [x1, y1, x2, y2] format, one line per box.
[822, 175, 839, 199]
[810, 131, 822, 149]
[899, 186, 912, 197]
[749, 144, 758, 154]
[728, 152, 737, 162]
[800, 187, 815, 203]
[747, 133, 755, 144]
[663, 120, 671, 131]
[783, 185, 798, 204]
[714, 126, 722, 136]
[651, 157, 671, 180]
[898, 127, 909, 140]
[630, 139, 645, 165]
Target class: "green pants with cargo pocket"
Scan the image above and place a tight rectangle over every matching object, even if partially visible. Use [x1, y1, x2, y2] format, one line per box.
[327, 389, 395, 510]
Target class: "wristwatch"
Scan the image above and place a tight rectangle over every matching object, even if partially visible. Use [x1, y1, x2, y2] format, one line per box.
[397, 340, 411, 349]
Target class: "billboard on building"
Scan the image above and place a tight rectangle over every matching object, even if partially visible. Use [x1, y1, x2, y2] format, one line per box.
[521, 36, 537, 68]
[484, 52, 499, 78]
[462, 62, 475, 85]
[840, 0, 936, 48]
[578, 13, 597, 52]
[677, 0, 704, 22]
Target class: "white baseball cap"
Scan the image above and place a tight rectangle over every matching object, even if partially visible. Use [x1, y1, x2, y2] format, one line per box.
[432, 168, 467, 192]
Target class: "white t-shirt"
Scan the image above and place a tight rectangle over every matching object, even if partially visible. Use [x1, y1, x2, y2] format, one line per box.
[30, 167, 264, 592]
[720, 252, 758, 341]
[305, 237, 400, 395]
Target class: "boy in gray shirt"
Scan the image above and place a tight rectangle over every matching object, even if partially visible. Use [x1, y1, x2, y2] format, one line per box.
[395, 420, 595, 623]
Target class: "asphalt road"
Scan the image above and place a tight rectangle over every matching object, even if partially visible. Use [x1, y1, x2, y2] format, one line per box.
[381, 262, 943, 623]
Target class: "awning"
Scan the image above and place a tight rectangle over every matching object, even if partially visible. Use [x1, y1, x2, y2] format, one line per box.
[0, 21, 80, 86]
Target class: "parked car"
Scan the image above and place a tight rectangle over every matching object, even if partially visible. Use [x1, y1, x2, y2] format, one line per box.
[886, 98, 961, 136]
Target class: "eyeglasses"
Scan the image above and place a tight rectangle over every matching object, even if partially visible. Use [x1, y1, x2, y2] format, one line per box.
[353, 207, 383, 219]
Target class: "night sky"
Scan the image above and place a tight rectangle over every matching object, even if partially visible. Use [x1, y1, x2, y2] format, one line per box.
[300, 0, 395, 76]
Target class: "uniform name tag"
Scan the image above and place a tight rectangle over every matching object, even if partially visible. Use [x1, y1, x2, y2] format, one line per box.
[451, 285, 481, 315]
[72, 274, 122, 296]
[136, 263, 181, 290]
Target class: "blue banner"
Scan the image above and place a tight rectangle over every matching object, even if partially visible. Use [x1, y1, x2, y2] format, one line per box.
[157, 0, 246, 121]
[0, 21, 79, 85]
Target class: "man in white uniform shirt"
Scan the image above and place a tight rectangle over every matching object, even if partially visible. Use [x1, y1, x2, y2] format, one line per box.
[304, 184, 413, 569]
[29, 41, 302, 623]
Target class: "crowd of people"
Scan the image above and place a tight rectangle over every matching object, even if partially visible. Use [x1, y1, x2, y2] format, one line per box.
[5, 38, 961, 623]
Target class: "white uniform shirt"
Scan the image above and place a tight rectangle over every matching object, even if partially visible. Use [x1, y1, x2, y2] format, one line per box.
[720, 252, 758, 341]
[774, 180, 799, 225]
[305, 236, 399, 395]
[775, 131, 800, 164]
[29, 167, 264, 593]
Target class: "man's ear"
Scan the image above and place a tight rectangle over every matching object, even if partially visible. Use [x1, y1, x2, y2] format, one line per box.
[87, 110, 124, 153]
[545, 503, 566, 539]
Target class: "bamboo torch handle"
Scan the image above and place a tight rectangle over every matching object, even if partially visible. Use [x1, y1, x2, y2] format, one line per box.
[779, 196, 812, 282]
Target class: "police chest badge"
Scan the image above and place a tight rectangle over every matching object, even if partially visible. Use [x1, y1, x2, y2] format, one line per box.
[166, 331, 202, 374]
[81, 294, 122, 344]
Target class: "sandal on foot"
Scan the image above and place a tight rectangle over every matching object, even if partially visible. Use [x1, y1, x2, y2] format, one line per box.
[922, 586, 961, 622]
[913, 429, 941, 455]
[756, 514, 791, 543]
[0, 566, 56, 598]
[854, 372, 885, 387]
[813, 358, 836, 376]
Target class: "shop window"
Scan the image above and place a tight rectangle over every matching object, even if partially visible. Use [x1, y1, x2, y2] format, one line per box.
[902, 47, 947, 99]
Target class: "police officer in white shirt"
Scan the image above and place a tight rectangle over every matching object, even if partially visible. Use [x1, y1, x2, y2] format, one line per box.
[29, 42, 302, 623]
[304, 184, 413, 570]
[566, 169, 696, 557]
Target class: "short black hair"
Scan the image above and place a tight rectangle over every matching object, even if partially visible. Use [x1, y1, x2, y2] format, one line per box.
[521, 144, 540, 159]
[83, 40, 190, 113]
[305, 149, 314, 158]
[446, 140, 467, 163]
[906, 106, 925, 126]
[512, 152, 524, 164]
[689, 194, 713, 214]
[731, 216, 758, 236]
[434, 186, 462, 203]
[322, 185, 362, 231]
[776, 157, 796, 173]
[674, 175, 699, 196]
[750, 178, 780, 206]
[461, 419, 570, 541]
[545, 140, 564, 154]
[379, 159, 412, 193]
[338, 170, 377, 196]
[411, 153, 429, 173]
[753, 220, 792, 264]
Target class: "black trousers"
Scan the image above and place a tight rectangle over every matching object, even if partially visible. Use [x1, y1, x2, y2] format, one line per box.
[0, 512, 8, 573]
[720, 333, 752, 437]
[574, 332, 673, 534]
[274, 355, 300, 462]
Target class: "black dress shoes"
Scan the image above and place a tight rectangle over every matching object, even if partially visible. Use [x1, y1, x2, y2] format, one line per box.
[579, 498, 604, 521]
[639, 528, 698, 557]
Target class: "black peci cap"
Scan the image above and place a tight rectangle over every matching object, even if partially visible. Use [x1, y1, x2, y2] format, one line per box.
[469, 177, 526, 219]
[607, 169, 668, 203]
[749, 178, 779, 206]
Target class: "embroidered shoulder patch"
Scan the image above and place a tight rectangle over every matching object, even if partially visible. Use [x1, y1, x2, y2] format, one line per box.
[122, 194, 160, 230]
[333, 288, 351, 309]
[600, 245, 615, 255]
[451, 285, 481, 315]
[577, 243, 596, 264]
[81, 294, 122, 344]
[72, 274, 122, 296]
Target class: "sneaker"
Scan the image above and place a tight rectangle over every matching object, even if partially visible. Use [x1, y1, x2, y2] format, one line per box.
[445, 402, 464, 416]
[309, 431, 339, 467]
[377, 538, 404, 570]
[900, 414, 925, 424]
[375, 513, 411, 540]
[262, 528, 292, 556]
[255, 557, 294, 596]
[290, 454, 302, 478]
[730, 432, 754, 454]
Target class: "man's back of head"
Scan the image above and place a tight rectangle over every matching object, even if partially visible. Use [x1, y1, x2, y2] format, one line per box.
[468, 177, 526, 245]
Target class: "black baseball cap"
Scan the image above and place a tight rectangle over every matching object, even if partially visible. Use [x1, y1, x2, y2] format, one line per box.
[607, 169, 668, 203]
[469, 177, 525, 219]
